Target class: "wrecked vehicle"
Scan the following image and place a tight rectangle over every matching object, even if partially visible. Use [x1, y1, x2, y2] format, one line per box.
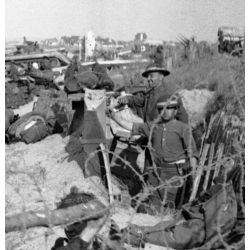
[218, 26, 245, 55]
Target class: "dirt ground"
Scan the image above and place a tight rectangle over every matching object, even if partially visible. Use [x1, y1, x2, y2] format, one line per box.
[5, 88, 214, 250]
[5, 132, 173, 250]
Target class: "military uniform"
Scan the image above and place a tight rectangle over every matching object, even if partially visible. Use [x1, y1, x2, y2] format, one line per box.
[132, 119, 199, 209]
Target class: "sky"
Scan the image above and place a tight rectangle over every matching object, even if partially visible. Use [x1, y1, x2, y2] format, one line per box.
[5, 0, 245, 43]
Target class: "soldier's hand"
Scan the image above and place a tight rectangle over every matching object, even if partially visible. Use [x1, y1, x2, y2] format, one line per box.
[79, 212, 109, 243]
[104, 219, 124, 250]
[117, 96, 129, 105]
[106, 106, 116, 119]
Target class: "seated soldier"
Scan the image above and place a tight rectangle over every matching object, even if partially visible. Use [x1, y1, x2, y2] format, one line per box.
[109, 98, 199, 211]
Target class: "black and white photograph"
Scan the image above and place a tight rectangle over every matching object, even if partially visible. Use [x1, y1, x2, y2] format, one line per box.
[5, 0, 245, 249]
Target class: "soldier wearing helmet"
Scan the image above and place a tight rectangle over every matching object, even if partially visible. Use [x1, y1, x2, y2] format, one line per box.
[117, 63, 188, 124]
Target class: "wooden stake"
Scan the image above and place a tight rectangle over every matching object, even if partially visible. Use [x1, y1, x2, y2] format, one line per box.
[189, 143, 210, 202]
[100, 143, 114, 204]
[199, 113, 215, 156]
[212, 143, 224, 181]
[203, 142, 215, 191]
[205, 114, 215, 140]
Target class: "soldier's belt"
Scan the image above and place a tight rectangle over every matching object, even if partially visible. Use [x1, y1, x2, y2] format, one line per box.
[167, 159, 186, 165]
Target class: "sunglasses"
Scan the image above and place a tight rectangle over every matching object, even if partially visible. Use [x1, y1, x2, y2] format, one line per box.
[157, 106, 177, 111]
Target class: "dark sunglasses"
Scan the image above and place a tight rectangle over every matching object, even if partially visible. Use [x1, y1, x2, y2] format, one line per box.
[157, 106, 177, 111]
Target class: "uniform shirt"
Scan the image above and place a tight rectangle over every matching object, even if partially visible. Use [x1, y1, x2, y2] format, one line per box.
[127, 83, 189, 124]
[132, 119, 199, 166]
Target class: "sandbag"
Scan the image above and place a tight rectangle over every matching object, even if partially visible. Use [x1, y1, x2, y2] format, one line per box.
[20, 121, 48, 144]
[92, 62, 114, 91]
[34, 89, 68, 115]
[92, 62, 107, 80]
[64, 76, 81, 94]
[6, 83, 19, 95]
[97, 75, 114, 91]
[34, 89, 71, 132]
[75, 72, 99, 89]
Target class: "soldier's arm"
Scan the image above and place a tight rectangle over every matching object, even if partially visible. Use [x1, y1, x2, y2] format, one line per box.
[118, 92, 145, 108]
[130, 92, 145, 107]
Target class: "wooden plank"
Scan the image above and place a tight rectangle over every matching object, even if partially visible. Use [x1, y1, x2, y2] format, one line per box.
[199, 113, 215, 156]
[203, 142, 215, 191]
[100, 143, 114, 204]
[189, 143, 210, 202]
[212, 143, 225, 181]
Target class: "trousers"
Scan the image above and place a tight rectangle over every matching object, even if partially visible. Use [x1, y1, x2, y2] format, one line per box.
[147, 161, 192, 211]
